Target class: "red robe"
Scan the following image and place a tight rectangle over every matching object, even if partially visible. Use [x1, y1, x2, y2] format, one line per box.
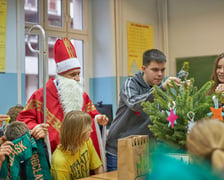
[17, 78, 101, 157]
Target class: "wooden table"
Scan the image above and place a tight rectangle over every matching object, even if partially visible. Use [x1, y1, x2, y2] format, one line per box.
[79, 170, 117, 180]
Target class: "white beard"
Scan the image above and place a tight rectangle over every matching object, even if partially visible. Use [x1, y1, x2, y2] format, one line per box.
[56, 75, 84, 113]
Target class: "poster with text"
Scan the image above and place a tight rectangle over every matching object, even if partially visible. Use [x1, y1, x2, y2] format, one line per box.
[127, 22, 153, 76]
[0, 0, 7, 72]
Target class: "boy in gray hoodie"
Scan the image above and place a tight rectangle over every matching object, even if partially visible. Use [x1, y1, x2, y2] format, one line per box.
[106, 49, 181, 171]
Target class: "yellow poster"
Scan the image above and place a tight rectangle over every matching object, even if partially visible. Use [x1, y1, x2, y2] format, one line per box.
[127, 22, 153, 76]
[0, 0, 7, 72]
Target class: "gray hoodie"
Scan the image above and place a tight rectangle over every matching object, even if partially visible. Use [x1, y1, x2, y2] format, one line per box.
[106, 71, 164, 155]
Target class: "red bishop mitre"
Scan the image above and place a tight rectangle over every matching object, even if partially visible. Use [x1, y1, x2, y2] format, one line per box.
[54, 37, 80, 74]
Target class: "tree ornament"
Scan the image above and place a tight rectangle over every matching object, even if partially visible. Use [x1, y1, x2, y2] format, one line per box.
[177, 61, 189, 81]
[166, 101, 178, 128]
[207, 95, 224, 121]
[187, 111, 195, 133]
[141, 62, 224, 149]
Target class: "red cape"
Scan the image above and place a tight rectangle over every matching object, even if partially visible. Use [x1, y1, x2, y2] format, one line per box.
[17, 78, 101, 158]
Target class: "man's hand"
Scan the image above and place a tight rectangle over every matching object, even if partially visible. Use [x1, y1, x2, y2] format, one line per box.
[162, 77, 181, 90]
[97, 115, 109, 126]
[0, 141, 13, 169]
[31, 123, 49, 140]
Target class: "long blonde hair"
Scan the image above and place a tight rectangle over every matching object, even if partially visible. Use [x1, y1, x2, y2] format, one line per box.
[187, 118, 224, 171]
[60, 110, 92, 153]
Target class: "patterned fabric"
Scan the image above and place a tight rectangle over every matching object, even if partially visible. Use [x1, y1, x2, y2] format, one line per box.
[54, 38, 80, 74]
[63, 38, 76, 58]
[17, 78, 101, 157]
[51, 139, 102, 179]
[0, 132, 51, 180]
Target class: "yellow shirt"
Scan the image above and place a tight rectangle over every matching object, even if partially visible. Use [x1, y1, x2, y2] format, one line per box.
[51, 139, 102, 179]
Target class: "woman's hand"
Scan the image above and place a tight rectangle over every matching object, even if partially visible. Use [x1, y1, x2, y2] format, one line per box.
[215, 84, 224, 93]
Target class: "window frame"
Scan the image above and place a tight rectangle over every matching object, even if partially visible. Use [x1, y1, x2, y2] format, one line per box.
[25, 0, 90, 98]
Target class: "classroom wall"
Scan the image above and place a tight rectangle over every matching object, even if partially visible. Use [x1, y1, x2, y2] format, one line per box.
[90, 0, 224, 113]
[116, 0, 161, 77]
[2, 0, 224, 115]
[89, 0, 161, 113]
[0, 0, 25, 114]
[168, 0, 224, 76]
[89, 0, 117, 112]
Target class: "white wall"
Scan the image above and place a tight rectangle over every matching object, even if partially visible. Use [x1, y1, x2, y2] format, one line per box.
[116, 0, 161, 76]
[89, 0, 116, 78]
[6, 0, 25, 74]
[0, 0, 25, 114]
[168, 0, 224, 75]
[4, 0, 224, 113]
[113, 0, 224, 77]
[89, 0, 162, 106]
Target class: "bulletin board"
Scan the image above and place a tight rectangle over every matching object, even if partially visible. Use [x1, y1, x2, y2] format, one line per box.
[176, 55, 217, 89]
[127, 22, 153, 76]
[0, 0, 7, 72]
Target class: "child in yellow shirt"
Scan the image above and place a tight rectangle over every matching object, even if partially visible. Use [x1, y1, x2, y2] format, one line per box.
[51, 111, 103, 179]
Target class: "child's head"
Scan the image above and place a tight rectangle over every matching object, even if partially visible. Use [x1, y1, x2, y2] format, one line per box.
[187, 118, 224, 171]
[5, 121, 29, 141]
[60, 110, 92, 153]
[7, 104, 24, 123]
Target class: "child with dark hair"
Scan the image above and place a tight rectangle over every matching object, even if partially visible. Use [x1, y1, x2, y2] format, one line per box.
[0, 105, 24, 143]
[51, 110, 103, 179]
[5, 121, 29, 141]
[7, 104, 24, 123]
[0, 121, 51, 179]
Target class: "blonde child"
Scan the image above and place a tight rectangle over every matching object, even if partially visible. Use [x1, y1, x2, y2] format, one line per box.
[187, 118, 224, 175]
[51, 110, 103, 179]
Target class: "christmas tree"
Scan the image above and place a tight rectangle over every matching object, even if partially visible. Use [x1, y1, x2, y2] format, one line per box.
[141, 62, 224, 149]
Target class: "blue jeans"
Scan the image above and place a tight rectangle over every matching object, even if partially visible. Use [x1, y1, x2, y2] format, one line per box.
[106, 152, 117, 172]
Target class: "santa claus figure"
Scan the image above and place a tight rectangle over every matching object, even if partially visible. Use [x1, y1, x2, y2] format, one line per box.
[17, 37, 108, 161]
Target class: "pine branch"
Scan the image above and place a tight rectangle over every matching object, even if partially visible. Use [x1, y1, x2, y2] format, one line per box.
[192, 80, 215, 105]
[142, 69, 217, 149]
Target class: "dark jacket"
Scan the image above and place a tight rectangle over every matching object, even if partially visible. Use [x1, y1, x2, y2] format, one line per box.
[106, 71, 164, 155]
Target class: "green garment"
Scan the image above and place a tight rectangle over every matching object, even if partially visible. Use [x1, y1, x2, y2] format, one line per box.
[0, 132, 51, 180]
[148, 143, 222, 180]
